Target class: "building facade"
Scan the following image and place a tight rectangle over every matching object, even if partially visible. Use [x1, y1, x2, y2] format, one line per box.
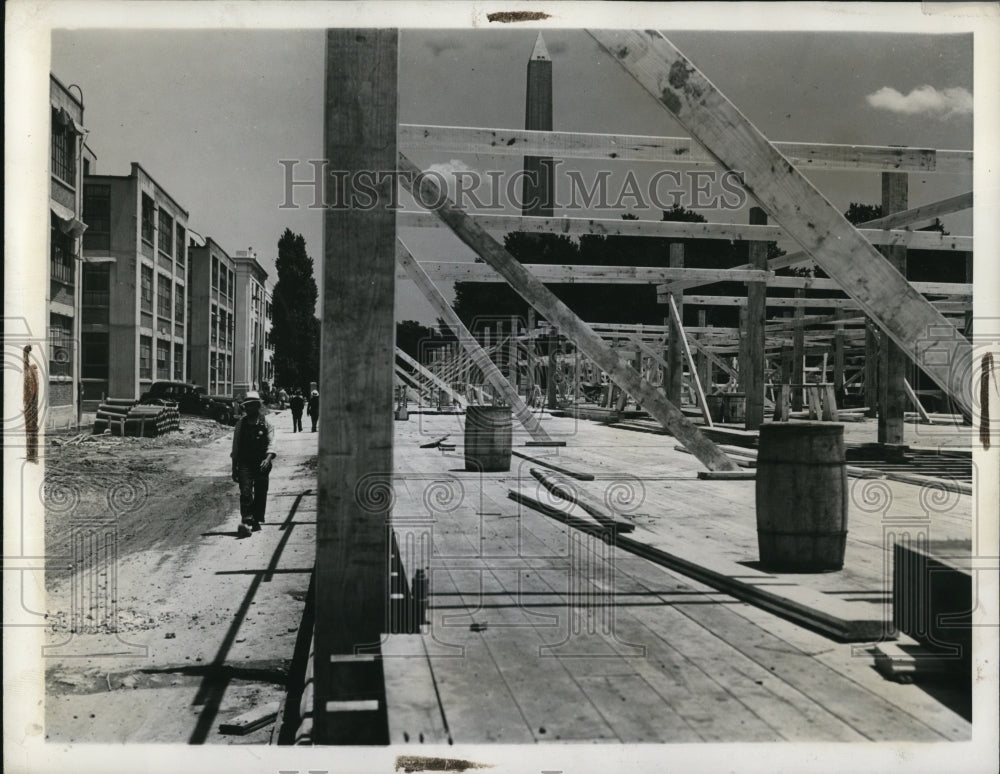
[80, 162, 189, 403]
[48, 74, 90, 428]
[232, 250, 273, 394]
[187, 238, 236, 395]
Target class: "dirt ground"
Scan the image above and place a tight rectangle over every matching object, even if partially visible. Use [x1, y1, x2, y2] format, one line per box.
[42, 413, 318, 744]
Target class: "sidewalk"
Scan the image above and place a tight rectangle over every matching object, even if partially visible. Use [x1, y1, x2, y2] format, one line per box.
[44, 413, 318, 744]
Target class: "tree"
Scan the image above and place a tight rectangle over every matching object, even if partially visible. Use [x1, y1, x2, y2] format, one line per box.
[271, 228, 320, 392]
[396, 320, 443, 363]
[451, 205, 742, 329]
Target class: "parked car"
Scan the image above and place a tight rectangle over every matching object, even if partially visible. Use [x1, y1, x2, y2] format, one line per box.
[206, 394, 240, 425]
[139, 381, 212, 415]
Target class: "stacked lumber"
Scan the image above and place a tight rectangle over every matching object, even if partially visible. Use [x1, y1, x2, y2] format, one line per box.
[92, 400, 180, 437]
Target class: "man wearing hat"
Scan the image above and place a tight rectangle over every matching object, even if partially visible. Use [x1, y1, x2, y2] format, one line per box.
[230, 390, 276, 538]
[307, 389, 320, 432]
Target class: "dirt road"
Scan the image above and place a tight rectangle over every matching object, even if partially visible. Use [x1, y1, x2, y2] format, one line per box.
[43, 414, 317, 744]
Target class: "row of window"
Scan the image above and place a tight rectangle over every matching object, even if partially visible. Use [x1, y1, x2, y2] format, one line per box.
[209, 351, 233, 393]
[139, 193, 186, 266]
[139, 336, 184, 381]
[141, 263, 185, 323]
[209, 304, 235, 349]
[83, 185, 188, 267]
[51, 108, 78, 186]
[211, 256, 236, 301]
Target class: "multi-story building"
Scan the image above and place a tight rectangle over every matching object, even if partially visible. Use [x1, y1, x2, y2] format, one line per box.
[187, 237, 237, 395]
[232, 249, 272, 394]
[48, 74, 90, 427]
[80, 162, 189, 403]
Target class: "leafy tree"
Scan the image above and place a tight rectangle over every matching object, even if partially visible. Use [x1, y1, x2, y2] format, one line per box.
[396, 320, 444, 363]
[845, 202, 882, 226]
[451, 205, 750, 329]
[271, 228, 320, 393]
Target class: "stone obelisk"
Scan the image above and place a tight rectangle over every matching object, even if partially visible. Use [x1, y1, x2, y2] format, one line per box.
[522, 33, 554, 216]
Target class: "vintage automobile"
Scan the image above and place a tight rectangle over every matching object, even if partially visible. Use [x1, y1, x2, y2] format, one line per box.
[139, 381, 212, 415]
[206, 394, 240, 425]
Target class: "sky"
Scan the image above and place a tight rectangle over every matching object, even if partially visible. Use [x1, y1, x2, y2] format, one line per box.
[51, 27, 974, 325]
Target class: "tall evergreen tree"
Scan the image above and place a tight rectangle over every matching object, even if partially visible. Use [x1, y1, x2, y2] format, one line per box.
[271, 228, 320, 392]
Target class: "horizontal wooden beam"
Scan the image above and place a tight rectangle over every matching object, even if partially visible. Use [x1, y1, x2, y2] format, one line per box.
[401, 260, 972, 298]
[399, 211, 971, 252]
[399, 123, 972, 174]
[682, 294, 971, 311]
[397, 261, 771, 284]
[659, 193, 975, 295]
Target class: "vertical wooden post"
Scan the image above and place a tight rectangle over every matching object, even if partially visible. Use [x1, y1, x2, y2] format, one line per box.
[864, 321, 880, 418]
[744, 208, 767, 429]
[696, 310, 710, 396]
[964, 251, 973, 337]
[317, 28, 396, 745]
[509, 315, 519, 397]
[666, 243, 684, 404]
[526, 308, 536, 400]
[833, 308, 845, 401]
[547, 327, 559, 410]
[878, 172, 907, 445]
[792, 289, 805, 411]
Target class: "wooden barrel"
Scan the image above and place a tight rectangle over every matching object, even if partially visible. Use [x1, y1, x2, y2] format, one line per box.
[464, 406, 512, 472]
[706, 395, 724, 422]
[723, 393, 746, 423]
[755, 422, 848, 571]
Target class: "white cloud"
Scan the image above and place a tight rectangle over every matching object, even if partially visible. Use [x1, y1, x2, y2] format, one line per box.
[865, 85, 973, 119]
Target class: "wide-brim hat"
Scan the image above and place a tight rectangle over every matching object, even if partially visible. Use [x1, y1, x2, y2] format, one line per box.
[242, 390, 262, 406]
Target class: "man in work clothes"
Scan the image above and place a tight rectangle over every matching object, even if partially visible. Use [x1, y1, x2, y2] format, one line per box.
[231, 391, 276, 538]
[289, 389, 305, 433]
[307, 389, 319, 432]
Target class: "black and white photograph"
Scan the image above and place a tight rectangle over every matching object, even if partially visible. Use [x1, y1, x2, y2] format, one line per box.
[4, 2, 999, 773]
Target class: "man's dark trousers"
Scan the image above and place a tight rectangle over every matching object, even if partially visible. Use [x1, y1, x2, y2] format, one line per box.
[237, 464, 270, 525]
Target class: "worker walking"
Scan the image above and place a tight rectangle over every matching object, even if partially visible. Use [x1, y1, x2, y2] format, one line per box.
[289, 389, 305, 433]
[308, 389, 319, 432]
[231, 391, 276, 538]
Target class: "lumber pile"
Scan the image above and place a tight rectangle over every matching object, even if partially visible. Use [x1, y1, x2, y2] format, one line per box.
[93, 399, 180, 437]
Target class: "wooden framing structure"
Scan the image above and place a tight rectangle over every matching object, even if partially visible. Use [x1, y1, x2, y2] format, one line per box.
[315, 29, 975, 744]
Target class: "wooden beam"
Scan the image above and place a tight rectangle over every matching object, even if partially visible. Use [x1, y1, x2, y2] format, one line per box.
[658, 191, 975, 296]
[394, 366, 433, 402]
[398, 152, 738, 471]
[878, 172, 908, 445]
[744, 207, 767, 429]
[680, 295, 969, 311]
[833, 309, 846, 395]
[316, 28, 396, 746]
[397, 261, 772, 284]
[667, 296, 713, 426]
[665, 243, 684, 404]
[396, 243, 553, 442]
[589, 31, 972, 413]
[400, 210, 970, 252]
[792, 291, 805, 411]
[399, 123, 972, 174]
[903, 378, 934, 423]
[395, 347, 467, 409]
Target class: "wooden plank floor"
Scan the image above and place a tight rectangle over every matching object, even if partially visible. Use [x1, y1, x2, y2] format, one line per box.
[388, 413, 972, 744]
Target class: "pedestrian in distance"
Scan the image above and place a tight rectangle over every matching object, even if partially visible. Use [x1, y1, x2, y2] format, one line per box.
[308, 389, 319, 432]
[278, 387, 288, 409]
[289, 389, 305, 433]
[230, 391, 276, 538]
